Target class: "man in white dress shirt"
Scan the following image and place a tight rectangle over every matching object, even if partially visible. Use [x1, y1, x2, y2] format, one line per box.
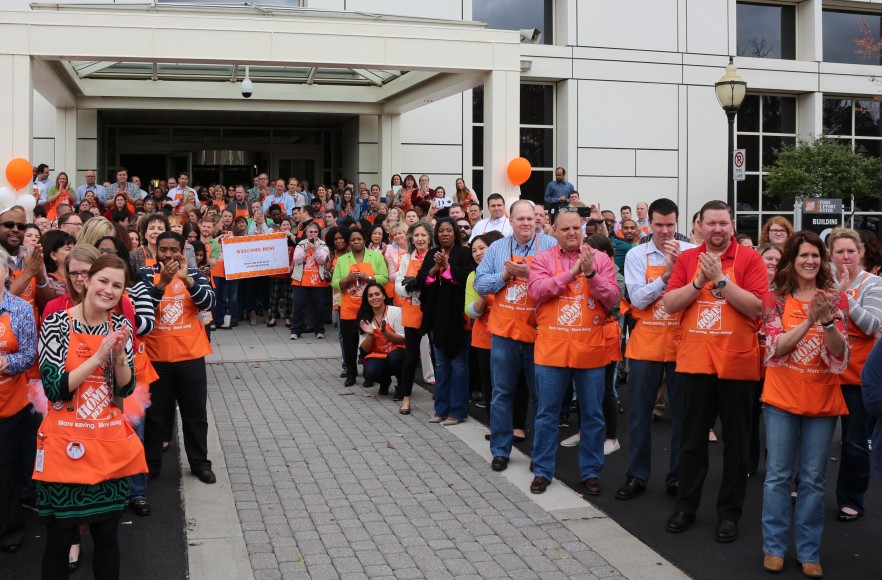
[168, 172, 200, 209]
[469, 193, 514, 241]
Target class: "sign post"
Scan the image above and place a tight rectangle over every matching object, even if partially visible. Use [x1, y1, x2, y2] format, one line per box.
[733, 149, 746, 182]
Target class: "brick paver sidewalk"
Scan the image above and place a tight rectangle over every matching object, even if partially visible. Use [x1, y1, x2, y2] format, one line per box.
[208, 358, 625, 579]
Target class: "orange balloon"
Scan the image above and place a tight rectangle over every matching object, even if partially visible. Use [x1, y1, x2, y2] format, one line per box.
[6, 158, 32, 191]
[507, 157, 532, 186]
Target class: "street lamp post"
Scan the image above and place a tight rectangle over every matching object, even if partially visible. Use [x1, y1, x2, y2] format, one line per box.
[715, 57, 747, 210]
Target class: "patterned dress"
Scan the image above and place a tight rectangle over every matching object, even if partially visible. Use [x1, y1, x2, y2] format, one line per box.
[37, 311, 136, 526]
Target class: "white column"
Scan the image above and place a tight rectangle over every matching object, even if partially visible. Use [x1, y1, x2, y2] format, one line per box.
[358, 115, 379, 187]
[0, 55, 33, 166]
[76, 109, 99, 187]
[556, 80, 578, 181]
[482, 70, 520, 207]
[378, 113, 401, 192]
[797, 93, 822, 144]
[54, 107, 78, 175]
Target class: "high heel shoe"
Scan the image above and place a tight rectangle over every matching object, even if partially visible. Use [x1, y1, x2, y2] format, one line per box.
[399, 406, 411, 415]
[267, 319, 277, 327]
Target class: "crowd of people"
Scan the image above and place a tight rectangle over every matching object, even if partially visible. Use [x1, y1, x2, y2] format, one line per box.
[1, 162, 881, 579]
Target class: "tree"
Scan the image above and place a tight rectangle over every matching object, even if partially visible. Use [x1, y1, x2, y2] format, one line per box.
[764, 136, 882, 202]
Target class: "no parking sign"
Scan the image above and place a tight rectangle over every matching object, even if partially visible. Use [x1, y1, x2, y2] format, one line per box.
[733, 149, 746, 181]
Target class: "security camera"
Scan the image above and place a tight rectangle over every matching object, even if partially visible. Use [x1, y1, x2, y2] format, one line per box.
[519, 28, 542, 44]
[240, 78, 253, 98]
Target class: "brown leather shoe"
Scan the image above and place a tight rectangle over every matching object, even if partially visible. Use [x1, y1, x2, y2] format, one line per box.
[583, 477, 602, 495]
[530, 476, 551, 494]
[194, 469, 216, 484]
[763, 555, 784, 573]
[801, 563, 823, 578]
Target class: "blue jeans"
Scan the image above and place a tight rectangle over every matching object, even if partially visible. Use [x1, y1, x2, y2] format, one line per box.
[213, 277, 238, 323]
[363, 348, 405, 390]
[836, 384, 870, 513]
[489, 335, 538, 458]
[533, 365, 605, 481]
[433, 341, 470, 420]
[626, 360, 683, 487]
[762, 406, 837, 564]
[129, 419, 147, 500]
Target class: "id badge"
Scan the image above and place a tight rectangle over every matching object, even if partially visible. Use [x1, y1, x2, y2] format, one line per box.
[35, 449, 44, 473]
[411, 293, 421, 306]
[506, 284, 519, 302]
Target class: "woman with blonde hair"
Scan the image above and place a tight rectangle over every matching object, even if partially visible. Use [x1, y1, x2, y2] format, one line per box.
[76, 216, 116, 248]
[759, 216, 794, 248]
[827, 227, 882, 524]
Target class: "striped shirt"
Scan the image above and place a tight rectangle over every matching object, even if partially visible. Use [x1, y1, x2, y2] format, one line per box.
[840, 269, 882, 337]
[0, 290, 37, 375]
[135, 266, 216, 312]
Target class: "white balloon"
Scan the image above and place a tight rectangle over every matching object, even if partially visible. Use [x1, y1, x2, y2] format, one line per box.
[17, 193, 37, 213]
[0, 187, 14, 209]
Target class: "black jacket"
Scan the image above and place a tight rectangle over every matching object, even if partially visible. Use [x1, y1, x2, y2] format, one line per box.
[416, 245, 476, 358]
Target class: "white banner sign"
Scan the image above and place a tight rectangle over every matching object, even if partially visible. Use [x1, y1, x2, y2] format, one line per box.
[221, 233, 289, 280]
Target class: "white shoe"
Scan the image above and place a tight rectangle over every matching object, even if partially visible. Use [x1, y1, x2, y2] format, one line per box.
[290, 334, 300, 341]
[316, 333, 324, 339]
[603, 439, 620, 455]
[560, 433, 580, 448]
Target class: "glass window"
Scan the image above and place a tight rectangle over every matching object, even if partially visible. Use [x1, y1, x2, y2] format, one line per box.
[735, 94, 798, 240]
[736, 2, 796, 60]
[823, 99, 853, 135]
[520, 128, 554, 169]
[473, 0, 553, 45]
[472, 85, 484, 124]
[521, 85, 553, 125]
[823, 10, 882, 65]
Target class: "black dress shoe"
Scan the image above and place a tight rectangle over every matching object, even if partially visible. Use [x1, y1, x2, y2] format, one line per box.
[339, 372, 347, 378]
[583, 477, 602, 496]
[665, 511, 695, 533]
[195, 469, 217, 484]
[837, 508, 863, 522]
[491, 456, 509, 472]
[615, 478, 647, 501]
[530, 476, 551, 494]
[0, 544, 20, 554]
[129, 498, 152, 516]
[715, 520, 738, 543]
[344, 377, 356, 387]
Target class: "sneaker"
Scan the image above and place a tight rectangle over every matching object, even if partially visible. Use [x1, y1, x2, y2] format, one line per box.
[290, 334, 300, 341]
[316, 333, 324, 339]
[475, 401, 486, 409]
[560, 433, 580, 448]
[603, 439, 621, 455]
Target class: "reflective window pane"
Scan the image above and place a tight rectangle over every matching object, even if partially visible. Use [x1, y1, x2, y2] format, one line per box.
[823, 99, 853, 135]
[520, 128, 554, 168]
[472, 170, 484, 205]
[854, 139, 881, 160]
[823, 10, 881, 65]
[762, 136, 795, 169]
[519, 170, 553, 205]
[472, 126, 484, 167]
[473, 85, 484, 124]
[736, 213, 760, 241]
[855, 100, 882, 137]
[473, 0, 553, 45]
[763, 96, 796, 134]
[737, 134, 760, 172]
[736, 2, 796, 60]
[736, 174, 760, 211]
[737, 95, 761, 132]
[520, 84, 553, 125]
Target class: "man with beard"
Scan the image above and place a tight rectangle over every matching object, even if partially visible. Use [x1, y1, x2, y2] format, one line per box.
[225, 185, 251, 221]
[662, 200, 766, 543]
[1, 207, 53, 312]
[138, 231, 216, 484]
[456, 219, 472, 245]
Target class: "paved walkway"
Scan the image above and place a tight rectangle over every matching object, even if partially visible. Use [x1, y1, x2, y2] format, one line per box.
[193, 324, 686, 580]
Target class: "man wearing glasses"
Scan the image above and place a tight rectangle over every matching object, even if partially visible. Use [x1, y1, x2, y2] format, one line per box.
[58, 212, 84, 237]
[75, 170, 107, 206]
[0, 207, 54, 312]
[456, 219, 472, 245]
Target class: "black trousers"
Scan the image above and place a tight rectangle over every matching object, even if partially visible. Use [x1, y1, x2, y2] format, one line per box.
[42, 518, 119, 580]
[145, 358, 211, 475]
[339, 318, 360, 381]
[399, 327, 422, 397]
[0, 406, 26, 550]
[291, 286, 327, 337]
[676, 373, 755, 522]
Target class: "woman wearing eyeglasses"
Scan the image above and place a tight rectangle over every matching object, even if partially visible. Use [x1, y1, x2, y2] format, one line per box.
[759, 217, 794, 249]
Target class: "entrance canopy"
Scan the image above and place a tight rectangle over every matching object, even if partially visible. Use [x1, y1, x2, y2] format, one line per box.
[0, 2, 525, 197]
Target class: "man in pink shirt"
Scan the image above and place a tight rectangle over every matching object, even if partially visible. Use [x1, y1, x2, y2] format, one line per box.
[526, 210, 621, 495]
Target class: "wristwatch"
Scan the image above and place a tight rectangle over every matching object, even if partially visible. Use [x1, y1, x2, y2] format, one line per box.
[713, 274, 730, 290]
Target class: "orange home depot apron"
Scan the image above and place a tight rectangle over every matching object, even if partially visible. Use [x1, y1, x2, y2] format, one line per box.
[626, 259, 683, 362]
[33, 314, 147, 485]
[141, 247, 156, 268]
[0, 314, 29, 419]
[488, 237, 539, 343]
[46, 190, 71, 221]
[472, 293, 494, 350]
[676, 246, 760, 381]
[143, 273, 212, 363]
[292, 247, 330, 288]
[400, 253, 425, 329]
[763, 297, 848, 417]
[534, 252, 608, 369]
[339, 261, 375, 321]
[363, 321, 405, 361]
[11, 268, 38, 321]
[842, 274, 877, 386]
[603, 316, 623, 363]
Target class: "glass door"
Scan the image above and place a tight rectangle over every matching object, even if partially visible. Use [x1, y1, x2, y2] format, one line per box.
[275, 156, 319, 188]
[169, 152, 192, 181]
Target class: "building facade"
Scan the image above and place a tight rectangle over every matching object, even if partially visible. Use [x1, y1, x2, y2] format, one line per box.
[3, 0, 882, 238]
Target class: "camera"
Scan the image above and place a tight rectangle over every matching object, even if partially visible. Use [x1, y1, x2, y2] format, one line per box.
[240, 78, 253, 98]
[576, 206, 592, 218]
[401, 276, 418, 293]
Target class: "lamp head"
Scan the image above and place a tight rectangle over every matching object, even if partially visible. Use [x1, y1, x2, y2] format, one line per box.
[715, 56, 746, 110]
[519, 28, 542, 44]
